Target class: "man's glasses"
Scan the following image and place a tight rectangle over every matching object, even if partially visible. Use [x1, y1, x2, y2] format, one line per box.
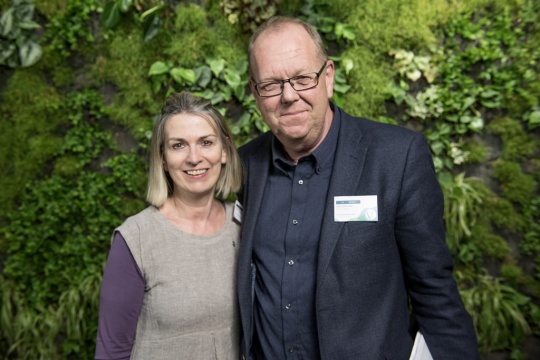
[252, 62, 328, 98]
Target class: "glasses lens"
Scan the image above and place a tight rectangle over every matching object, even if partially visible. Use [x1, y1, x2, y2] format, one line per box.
[257, 81, 281, 97]
[292, 74, 317, 90]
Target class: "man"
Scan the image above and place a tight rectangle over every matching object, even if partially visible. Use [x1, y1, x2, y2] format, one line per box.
[236, 16, 479, 359]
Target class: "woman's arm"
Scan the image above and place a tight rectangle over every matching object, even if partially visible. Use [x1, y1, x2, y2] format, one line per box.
[95, 232, 145, 360]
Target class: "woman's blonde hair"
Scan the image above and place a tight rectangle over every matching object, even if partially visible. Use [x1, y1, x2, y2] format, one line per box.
[146, 92, 242, 206]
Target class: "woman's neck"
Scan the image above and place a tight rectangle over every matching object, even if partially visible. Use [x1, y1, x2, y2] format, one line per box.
[159, 194, 225, 235]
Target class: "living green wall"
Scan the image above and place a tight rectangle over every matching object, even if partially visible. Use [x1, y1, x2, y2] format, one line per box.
[1, 0, 539, 359]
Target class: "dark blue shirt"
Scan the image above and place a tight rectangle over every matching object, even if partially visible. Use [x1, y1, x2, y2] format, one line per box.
[252, 107, 341, 359]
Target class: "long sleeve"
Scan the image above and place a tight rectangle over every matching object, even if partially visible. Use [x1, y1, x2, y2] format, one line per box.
[95, 232, 145, 360]
[395, 134, 479, 359]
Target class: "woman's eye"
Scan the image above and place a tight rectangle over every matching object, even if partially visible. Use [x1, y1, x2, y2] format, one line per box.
[172, 142, 185, 149]
[202, 140, 213, 146]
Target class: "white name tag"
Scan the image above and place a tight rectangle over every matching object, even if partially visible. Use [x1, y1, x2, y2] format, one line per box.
[334, 195, 378, 222]
[233, 200, 243, 224]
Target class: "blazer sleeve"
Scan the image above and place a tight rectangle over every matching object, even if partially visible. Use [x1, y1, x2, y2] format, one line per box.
[395, 134, 479, 359]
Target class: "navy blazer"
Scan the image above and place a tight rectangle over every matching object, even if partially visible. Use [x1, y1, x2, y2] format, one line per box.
[237, 105, 479, 359]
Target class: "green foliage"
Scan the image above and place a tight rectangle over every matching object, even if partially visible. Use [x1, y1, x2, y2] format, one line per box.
[340, 46, 392, 119]
[493, 161, 537, 206]
[0, 89, 146, 359]
[1, 0, 540, 358]
[520, 197, 540, 279]
[0, 0, 42, 67]
[44, 0, 100, 57]
[461, 273, 532, 354]
[220, 0, 279, 33]
[0, 68, 65, 217]
[90, 24, 159, 140]
[148, 56, 267, 145]
[387, 2, 540, 172]
[488, 117, 536, 161]
[440, 173, 484, 251]
[300, 0, 356, 46]
[101, 0, 165, 42]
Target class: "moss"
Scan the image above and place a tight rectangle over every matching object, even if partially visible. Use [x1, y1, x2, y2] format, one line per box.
[332, 0, 468, 53]
[532, 158, 540, 182]
[500, 262, 524, 281]
[54, 155, 82, 178]
[0, 0, 9, 11]
[493, 160, 537, 206]
[341, 47, 392, 118]
[35, 0, 69, 18]
[164, 2, 246, 66]
[88, 25, 160, 138]
[483, 194, 525, 232]
[0, 69, 66, 217]
[462, 137, 489, 164]
[468, 221, 512, 259]
[487, 117, 536, 161]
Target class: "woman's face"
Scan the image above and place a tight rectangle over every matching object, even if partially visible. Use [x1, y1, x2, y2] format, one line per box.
[162, 113, 226, 200]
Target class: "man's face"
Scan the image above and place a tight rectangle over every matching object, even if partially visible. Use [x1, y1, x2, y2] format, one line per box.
[249, 23, 334, 157]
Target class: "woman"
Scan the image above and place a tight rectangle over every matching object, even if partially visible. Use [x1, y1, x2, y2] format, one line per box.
[95, 92, 243, 360]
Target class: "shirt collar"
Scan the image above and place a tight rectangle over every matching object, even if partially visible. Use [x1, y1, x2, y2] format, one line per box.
[271, 102, 341, 174]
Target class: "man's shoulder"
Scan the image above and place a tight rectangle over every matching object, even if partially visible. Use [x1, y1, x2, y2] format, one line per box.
[238, 131, 273, 158]
[341, 111, 422, 143]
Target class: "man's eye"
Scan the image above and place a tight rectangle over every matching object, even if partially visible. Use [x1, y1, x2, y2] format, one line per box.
[293, 75, 313, 86]
[260, 82, 280, 91]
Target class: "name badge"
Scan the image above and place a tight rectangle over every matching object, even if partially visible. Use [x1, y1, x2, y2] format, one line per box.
[233, 200, 243, 224]
[334, 195, 378, 222]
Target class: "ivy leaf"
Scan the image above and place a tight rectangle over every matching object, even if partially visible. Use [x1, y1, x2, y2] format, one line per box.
[19, 39, 42, 67]
[342, 58, 354, 75]
[148, 61, 170, 76]
[461, 96, 476, 110]
[170, 67, 196, 84]
[208, 58, 225, 77]
[18, 19, 41, 30]
[119, 0, 133, 13]
[224, 69, 241, 88]
[0, 43, 16, 63]
[101, 1, 121, 29]
[527, 110, 540, 126]
[0, 8, 14, 37]
[142, 13, 161, 42]
[195, 66, 212, 88]
[468, 117, 484, 132]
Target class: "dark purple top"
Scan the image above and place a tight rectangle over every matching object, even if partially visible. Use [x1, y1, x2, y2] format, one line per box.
[95, 232, 145, 360]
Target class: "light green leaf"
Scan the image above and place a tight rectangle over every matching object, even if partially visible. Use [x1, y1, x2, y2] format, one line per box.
[119, 0, 132, 13]
[0, 8, 14, 37]
[148, 61, 170, 76]
[208, 58, 225, 77]
[170, 68, 196, 84]
[19, 40, 42, 67]
[224, 69, 241, 88]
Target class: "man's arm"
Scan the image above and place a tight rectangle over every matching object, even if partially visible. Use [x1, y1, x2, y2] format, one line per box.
[394, 134, 479, 359]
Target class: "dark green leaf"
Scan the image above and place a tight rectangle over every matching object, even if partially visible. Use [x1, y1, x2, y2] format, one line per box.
[101, 1, 121, 29]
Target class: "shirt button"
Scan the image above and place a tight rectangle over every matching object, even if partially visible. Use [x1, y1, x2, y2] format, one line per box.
[288, 260, 294, 266]
[285, 304, 291, 309]
[292, 219, 298, 225]
[298, 180, 304, 185]
[288, 347, 295, 353]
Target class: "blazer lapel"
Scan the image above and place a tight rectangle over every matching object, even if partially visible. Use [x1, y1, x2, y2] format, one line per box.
[241, 135, 272, 254]
[316, 112, 371, 288]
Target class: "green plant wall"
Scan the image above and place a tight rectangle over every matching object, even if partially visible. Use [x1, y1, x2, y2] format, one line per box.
[0, 0, 539, 358]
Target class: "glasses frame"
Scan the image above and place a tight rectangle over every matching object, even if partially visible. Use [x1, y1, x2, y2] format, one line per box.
[252, 62, 328, 98]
